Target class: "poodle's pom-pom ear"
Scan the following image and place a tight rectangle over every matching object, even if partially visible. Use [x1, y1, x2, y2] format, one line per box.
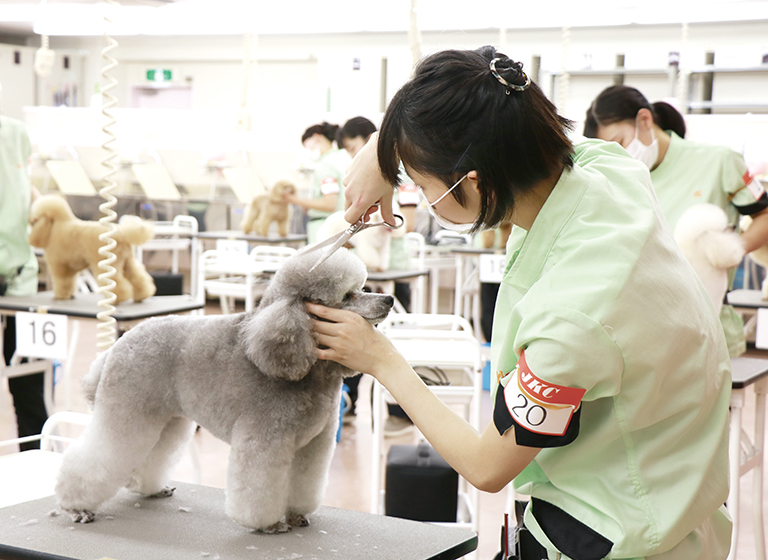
[240, 298, 317, 381]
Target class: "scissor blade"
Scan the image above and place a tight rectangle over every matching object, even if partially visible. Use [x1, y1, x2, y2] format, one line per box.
[307, 231, 352, 272]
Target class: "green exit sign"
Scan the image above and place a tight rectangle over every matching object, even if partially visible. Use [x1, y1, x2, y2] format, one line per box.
[146, 69, 172, 82]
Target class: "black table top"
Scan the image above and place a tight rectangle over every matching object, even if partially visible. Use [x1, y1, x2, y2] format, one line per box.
[0, 292, 202, 321]
[726, 289, 768, 309]
[195, 230, 307, 244]
[0, 483, 477, 560]
[731, 356, 768, 389]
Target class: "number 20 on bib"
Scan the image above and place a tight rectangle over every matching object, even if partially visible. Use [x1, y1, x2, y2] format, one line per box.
[502, 349, 586, 436]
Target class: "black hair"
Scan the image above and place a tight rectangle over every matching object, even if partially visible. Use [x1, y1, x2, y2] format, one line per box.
[377, 45, 574, 232]
[583, 85, 686, 138]
[338, 116, 377, 144]
[302, 122, 339, 144]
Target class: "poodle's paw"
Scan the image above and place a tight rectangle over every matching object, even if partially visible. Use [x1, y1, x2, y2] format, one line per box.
[259, 521, 292, 534]
[148, 486, 176, 498]
[286, 513, 310, 527]
[65, 509, 95, 524]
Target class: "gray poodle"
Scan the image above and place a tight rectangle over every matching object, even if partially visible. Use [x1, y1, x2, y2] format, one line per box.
[54, 247, 393, 533]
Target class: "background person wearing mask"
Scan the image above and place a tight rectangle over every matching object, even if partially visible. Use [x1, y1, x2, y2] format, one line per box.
[284, 122, 348, 244]
[584, 84, 768, 357]
[338, 116, 419, 436]
[0, 100, 47, 451]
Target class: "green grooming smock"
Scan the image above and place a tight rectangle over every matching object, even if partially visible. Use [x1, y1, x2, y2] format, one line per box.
[490, 140, 731, 560]
[651, 132, 768, 357]
[306, 149, 348, 244]
[0, 116, 38, 297]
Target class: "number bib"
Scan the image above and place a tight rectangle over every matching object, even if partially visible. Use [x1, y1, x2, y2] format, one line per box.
[494, 349, 586, 445]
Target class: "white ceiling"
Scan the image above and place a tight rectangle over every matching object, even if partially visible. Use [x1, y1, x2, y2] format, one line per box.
[1, 0, 767, 38]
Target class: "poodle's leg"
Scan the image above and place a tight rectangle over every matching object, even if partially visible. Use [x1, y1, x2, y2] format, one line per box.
[50, 264, 79, 299]
[123, 256, 156, 302]
[255, 216, 270, 237]
[127, 417, 196, 497]
[277, 219, 288, 237]
[285, 418, 338, 527]
[55, 409, 168, 522]
[225, 420, 294, 533]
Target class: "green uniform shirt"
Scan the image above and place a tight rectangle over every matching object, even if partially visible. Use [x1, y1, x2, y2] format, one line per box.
[651, 132, 765, 357]
[0, 116, 38, 296]
[491, 140, 731, 560]
[306, 149, 348, 244]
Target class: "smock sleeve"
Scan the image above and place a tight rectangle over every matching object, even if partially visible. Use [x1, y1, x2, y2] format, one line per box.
[493, 304, 623, 448]
[724, 150, 768, 215]
[315, 161, 342, 196]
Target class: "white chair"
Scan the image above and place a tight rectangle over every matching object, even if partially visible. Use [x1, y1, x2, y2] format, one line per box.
[405, 232, 428, 314]
[373, 313, 483, 532]
[199, 246, 296, 313]
[134, 215, 200, 297]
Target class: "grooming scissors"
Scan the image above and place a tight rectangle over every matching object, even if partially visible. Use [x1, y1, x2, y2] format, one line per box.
[307, 213, 405, 272]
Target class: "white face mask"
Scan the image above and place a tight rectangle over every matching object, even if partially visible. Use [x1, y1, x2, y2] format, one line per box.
[423, 173, 476, 233]
[306, 148, 322, 162]
[625, 120, 659, 169]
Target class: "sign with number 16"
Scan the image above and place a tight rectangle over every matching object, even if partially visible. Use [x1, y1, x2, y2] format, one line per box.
[15, 311, 68, 360]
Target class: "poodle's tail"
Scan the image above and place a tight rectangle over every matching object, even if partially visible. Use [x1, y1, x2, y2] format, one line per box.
[116, 216, 154, 246]
[82, 351, 108, 408]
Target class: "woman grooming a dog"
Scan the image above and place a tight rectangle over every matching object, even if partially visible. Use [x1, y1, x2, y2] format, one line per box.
[307, 47, 732, 560]
[284, 122, 349, 244]
[584, 85, 768, 358]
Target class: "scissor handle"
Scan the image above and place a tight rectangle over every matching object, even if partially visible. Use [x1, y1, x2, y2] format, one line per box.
[359, 214, 405, 231]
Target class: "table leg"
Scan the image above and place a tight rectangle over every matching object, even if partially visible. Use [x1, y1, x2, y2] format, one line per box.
[371, 380, 384, 515]
[454, 254, 464, 317]
[728, 389, 744, 560]
[753, 378, 767, 560]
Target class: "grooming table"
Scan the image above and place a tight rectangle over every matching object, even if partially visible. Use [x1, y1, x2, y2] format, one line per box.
[196, 230, 307, 249]
[0, 482, 477, 560]
[0, 293, 203, 414]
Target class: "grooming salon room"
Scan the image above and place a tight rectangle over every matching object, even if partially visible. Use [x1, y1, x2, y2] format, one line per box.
[2, 1, 768, 559]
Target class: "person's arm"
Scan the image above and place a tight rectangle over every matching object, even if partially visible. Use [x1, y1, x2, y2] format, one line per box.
[742, 209, 768, 253]
[343, 131, 397, 226]
[306, 302, 541, 492]
[285, 192, 338, 214]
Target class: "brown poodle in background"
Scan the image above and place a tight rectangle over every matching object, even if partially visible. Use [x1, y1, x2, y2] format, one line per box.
[29, 194, 157, 303]
[241, 179, 296, 237]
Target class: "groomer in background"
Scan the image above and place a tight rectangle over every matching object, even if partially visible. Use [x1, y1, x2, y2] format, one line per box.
[585, 85, 768, 357]
[285, 122, 349, 244]
[0, 86, 47, 451]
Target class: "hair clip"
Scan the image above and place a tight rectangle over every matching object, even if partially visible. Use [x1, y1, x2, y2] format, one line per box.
[489, 58, 530, 94]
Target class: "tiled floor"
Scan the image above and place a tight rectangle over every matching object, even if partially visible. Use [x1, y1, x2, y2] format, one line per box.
[1, 302, 767, 559]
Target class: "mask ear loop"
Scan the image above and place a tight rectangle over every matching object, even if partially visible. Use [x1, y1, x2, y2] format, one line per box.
[490, 58, 531, 95]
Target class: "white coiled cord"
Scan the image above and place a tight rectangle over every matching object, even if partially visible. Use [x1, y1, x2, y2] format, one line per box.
[96, 0, 120, 351]
[408, 0, 422, 70]
[675, 22, 689, 111]
[558, 25, 571, 116]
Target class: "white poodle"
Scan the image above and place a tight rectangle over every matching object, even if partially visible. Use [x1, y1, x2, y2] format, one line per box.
[741, 214, 768, 298]
[673, 203, 745, 314]
[55, 247, 393, 533]
[317, 210, 404, 272]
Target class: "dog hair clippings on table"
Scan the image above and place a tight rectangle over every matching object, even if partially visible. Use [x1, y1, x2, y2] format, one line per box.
[489, 57, 530, 95]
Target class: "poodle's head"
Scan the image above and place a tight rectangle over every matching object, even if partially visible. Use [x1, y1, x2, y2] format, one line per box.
[241, 247, 394, 381]
[28, 194, 76, 249]
[269, 180, 296, 203]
